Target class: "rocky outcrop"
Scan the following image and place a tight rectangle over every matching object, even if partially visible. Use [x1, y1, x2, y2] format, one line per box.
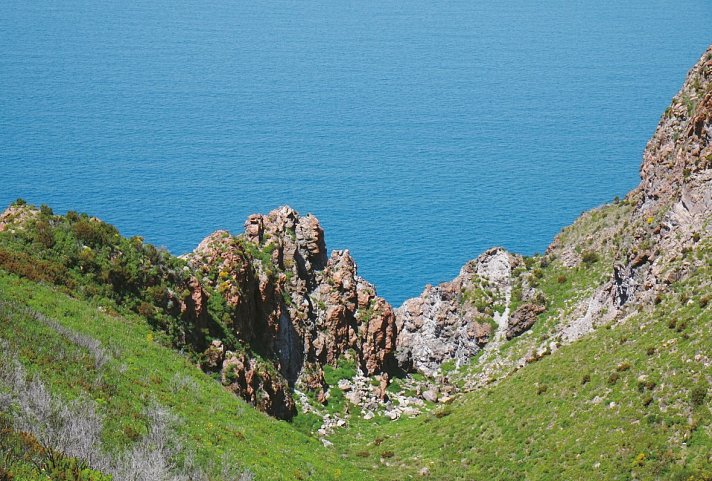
[638, 47, 712, 213]
[0, 204, 39, 233]
[188, 230, 283, 350]
[310, 250, 397, 375]
[221, 351, 296, 420]
[184, 206, 397, 419]
[603, 46, 712, 314]
[395, 248, 521, 376]
[394, 47, 712, 380]
[505, 303, 546, 340]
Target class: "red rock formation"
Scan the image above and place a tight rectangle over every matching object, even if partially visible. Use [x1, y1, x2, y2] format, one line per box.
[222, 352, 296, 420]
[360, 298, 397, 375]
[505, 303, 546, 340]
[178, 276, 209, 331]
[188, 207, 398, 418]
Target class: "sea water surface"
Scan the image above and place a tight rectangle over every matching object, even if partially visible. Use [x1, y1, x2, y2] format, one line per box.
[1, 1, 711, 305]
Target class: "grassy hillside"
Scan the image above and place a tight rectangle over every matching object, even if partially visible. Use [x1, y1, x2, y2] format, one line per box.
[332, 238, 712, 480]
[1, 191, 710, 481]
[0, 270, 366, 481]
[1, 197, 710, 481]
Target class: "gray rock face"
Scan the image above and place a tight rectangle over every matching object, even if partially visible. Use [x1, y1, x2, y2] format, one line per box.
[395, 248, 521, 376]
[601, 46, 712, 315]
[546, 46, 712, 347]
[391, 48, 712, 383]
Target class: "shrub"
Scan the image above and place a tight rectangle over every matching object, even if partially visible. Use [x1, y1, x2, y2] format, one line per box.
[616, 362, 631, 372]
[607, 372, 619, 385]
[645, 414, 661, 425]
[34, 219, 55, 248]
[137, 302, 155, 319]
[380, 451, 395, 459]
[434, 407, 452, 418]
[71, 218, 118, 249]
[638, 379, 657, 393]
[40, 204, 54, 217]
[581, 251, 599, 265]
[0, 466, 14, 481]
[690, 384, 708, 407]
[0, 345, 247, 481]
[556, 275, 567, 284]
[581, 374, 591, 385]
[537, 385, 548, 395]
[0, 248, 70, 287]
[44, 455, 112, 481]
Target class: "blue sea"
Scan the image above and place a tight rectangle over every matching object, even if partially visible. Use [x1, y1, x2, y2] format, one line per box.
[1, 1, 710, 305]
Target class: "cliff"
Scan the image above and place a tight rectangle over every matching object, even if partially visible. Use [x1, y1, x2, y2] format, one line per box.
[183, 206, 397, 417]
[391, 45, 712, 391]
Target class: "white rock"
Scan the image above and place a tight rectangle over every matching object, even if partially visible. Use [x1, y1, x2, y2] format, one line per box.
[422, 389, 439, 403]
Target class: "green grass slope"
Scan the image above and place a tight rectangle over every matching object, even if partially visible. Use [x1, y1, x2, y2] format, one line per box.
[0, 270, 367, 481]
[333, 239, 712, 480]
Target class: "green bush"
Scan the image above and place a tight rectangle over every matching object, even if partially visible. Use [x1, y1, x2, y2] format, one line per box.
[690, 383, 708, 408]
[434, 406, 452, 418]
[581, 251, 599, 265]
[616, 362, 631, 372]
[40, 204, 54, 217]
[45, 455, 113, 481]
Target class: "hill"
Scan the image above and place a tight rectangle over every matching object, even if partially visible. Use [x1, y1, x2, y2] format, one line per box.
[1, 45, 711, 481]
